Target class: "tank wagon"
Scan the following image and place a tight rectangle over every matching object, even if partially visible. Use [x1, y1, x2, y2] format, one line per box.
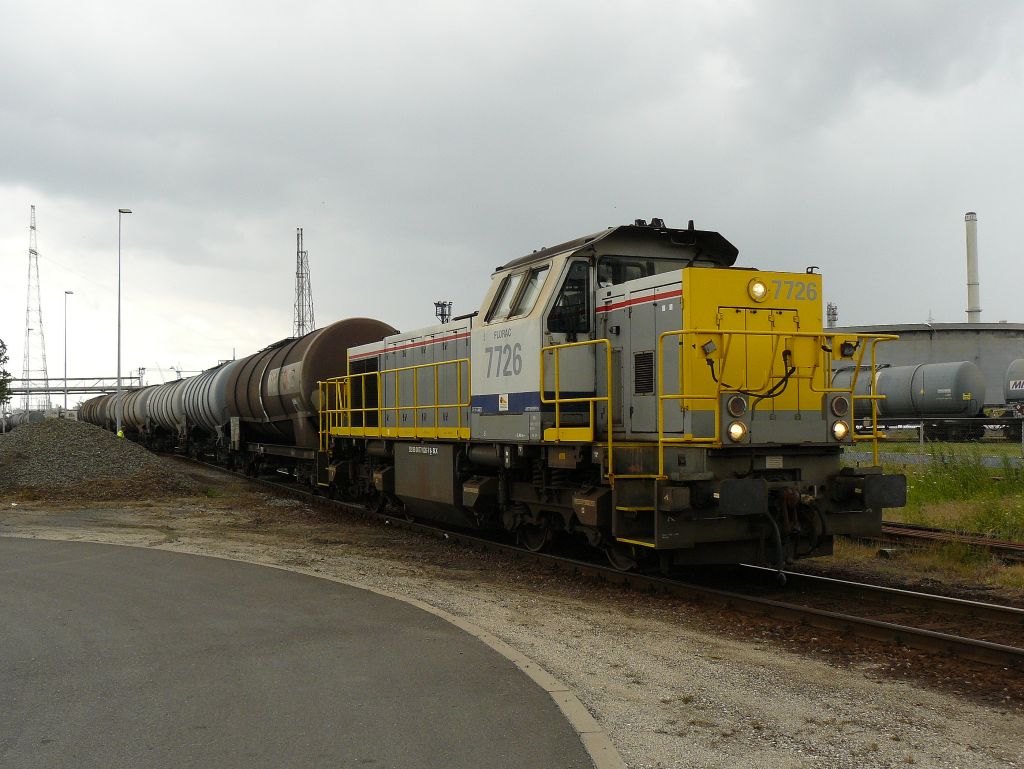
[82, 219, 907, 570]
[1006, 360, 1024, 405]
[4, 410, 47, 429]
[3, 409, 78, 430]
[317, 219, 906, 570]
[82, 318, 396, 479]
[1001, 359, 1024, 440]
[833, 361, 989, 440]
[832, 322, 1024, 409]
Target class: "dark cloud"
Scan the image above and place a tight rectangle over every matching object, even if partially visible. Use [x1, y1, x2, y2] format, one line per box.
[2, 1, 1023, 390]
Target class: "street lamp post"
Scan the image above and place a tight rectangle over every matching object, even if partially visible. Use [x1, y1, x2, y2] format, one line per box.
[64, 290, 73, 410]
[25, 328, 33, 412]
[116, 208, 132, 437]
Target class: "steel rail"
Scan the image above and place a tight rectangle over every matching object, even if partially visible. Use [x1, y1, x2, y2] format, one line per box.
[385, 522, 1024, 670]
[740, 564, 1024, 627]
[169, 456, 1024, 671]
[878, 520, 1024, 564]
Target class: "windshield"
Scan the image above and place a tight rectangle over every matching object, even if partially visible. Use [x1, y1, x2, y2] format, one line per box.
[511, 265, 548, 316]
[486, 272, 525, 322]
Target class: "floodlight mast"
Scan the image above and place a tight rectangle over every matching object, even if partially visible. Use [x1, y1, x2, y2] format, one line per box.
[64, 290, 73, 409]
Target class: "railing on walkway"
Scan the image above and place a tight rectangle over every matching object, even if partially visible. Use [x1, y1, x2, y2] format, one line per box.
[318, 330, 897, 479]
[319, 358, 471, 450]
[651, 329, 898, 476]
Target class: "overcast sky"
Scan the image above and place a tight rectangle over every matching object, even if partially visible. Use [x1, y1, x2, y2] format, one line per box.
[2, 1, 1022, 402]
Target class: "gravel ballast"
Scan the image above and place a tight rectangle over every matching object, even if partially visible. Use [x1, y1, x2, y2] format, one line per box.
[0, 418, 198, 500]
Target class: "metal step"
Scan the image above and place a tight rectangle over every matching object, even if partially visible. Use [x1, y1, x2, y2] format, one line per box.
[612, 476, 659, 542]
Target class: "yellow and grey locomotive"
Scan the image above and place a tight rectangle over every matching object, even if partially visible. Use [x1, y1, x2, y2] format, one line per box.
[319, 220, 906, 570]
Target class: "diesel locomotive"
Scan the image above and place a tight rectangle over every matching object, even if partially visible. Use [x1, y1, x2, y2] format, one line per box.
[82, 219, 907, 570]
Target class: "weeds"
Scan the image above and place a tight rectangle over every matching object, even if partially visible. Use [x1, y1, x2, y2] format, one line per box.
[971, 498, 1024, 540]
[831, 538, 1024, 595]
[881, 445, 1024, 540]
[834, 447, 1024, 594]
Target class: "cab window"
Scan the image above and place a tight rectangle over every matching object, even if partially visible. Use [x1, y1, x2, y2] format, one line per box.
[486, 272, 524, 322]
[547, 261, 590, 333]
[510, 265, 548, 317]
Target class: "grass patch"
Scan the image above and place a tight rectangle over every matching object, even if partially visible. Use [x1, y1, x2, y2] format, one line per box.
[835, 446, 1024, 594]
[831, 537, 1024, 595]
[880, 437, 1024, 457]
[876, 446, 1024, 540]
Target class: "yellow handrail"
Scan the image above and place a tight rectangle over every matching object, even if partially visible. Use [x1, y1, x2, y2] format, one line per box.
[317, 327, 899, 479]
[845, 335, 893, 467]
[320, 357, 471, 442]
[653, 328, 898, 476]
[540, 338, 614, 481]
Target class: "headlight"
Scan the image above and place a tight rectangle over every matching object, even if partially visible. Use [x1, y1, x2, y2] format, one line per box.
[831, 395, 850, 417]
[832, 420, 850, 441]
[728, 421, 748, 442]
[727, 395, 747, 417]
[748, 279, 768, 302]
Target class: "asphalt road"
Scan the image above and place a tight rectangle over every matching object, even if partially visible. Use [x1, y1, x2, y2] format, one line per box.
[0, 537, 592, 769]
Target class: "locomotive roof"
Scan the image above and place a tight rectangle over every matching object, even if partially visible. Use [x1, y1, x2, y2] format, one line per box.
[496, 221, 739, 272]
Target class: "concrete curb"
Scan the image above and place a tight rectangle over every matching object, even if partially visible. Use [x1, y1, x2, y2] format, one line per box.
[1, 533, 627, 769]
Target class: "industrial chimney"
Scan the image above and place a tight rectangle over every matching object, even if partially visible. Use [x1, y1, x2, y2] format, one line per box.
[965, 211, 981, 323]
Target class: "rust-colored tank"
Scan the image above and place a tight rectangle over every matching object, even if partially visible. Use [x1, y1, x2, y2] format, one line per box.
[225, 317, 395, 448]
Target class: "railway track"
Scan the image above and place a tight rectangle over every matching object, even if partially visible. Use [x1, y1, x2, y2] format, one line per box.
[171, 456, 1024, 671]
[878, 520, 1024, 563]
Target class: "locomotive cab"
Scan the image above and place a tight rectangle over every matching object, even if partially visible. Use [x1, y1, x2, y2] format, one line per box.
[470, 250, 595, 442]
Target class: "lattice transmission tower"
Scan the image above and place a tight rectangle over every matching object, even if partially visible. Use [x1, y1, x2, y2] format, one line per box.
[292, 227, 315, 337]
[21, 205, 52, 410]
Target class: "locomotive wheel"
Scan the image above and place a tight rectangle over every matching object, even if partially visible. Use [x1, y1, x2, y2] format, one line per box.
[605, 543, 638, 572]
[518, 524, 551, 553]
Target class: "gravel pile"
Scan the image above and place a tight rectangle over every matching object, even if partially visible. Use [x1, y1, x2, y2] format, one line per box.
[0, 418, 199, 500]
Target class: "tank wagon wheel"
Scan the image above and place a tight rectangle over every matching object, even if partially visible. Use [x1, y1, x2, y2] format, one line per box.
[604, 543, 638, 572]
[518, 523, 552, 553]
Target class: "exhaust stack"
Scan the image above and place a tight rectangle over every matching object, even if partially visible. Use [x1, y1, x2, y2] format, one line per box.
[965, 211, 981, 323]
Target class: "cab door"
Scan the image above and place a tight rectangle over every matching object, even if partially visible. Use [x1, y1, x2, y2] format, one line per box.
[542, 260, 596, 435]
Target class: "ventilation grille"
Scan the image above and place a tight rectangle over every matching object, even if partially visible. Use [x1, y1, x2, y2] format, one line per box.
[634, 351, 655, 394]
